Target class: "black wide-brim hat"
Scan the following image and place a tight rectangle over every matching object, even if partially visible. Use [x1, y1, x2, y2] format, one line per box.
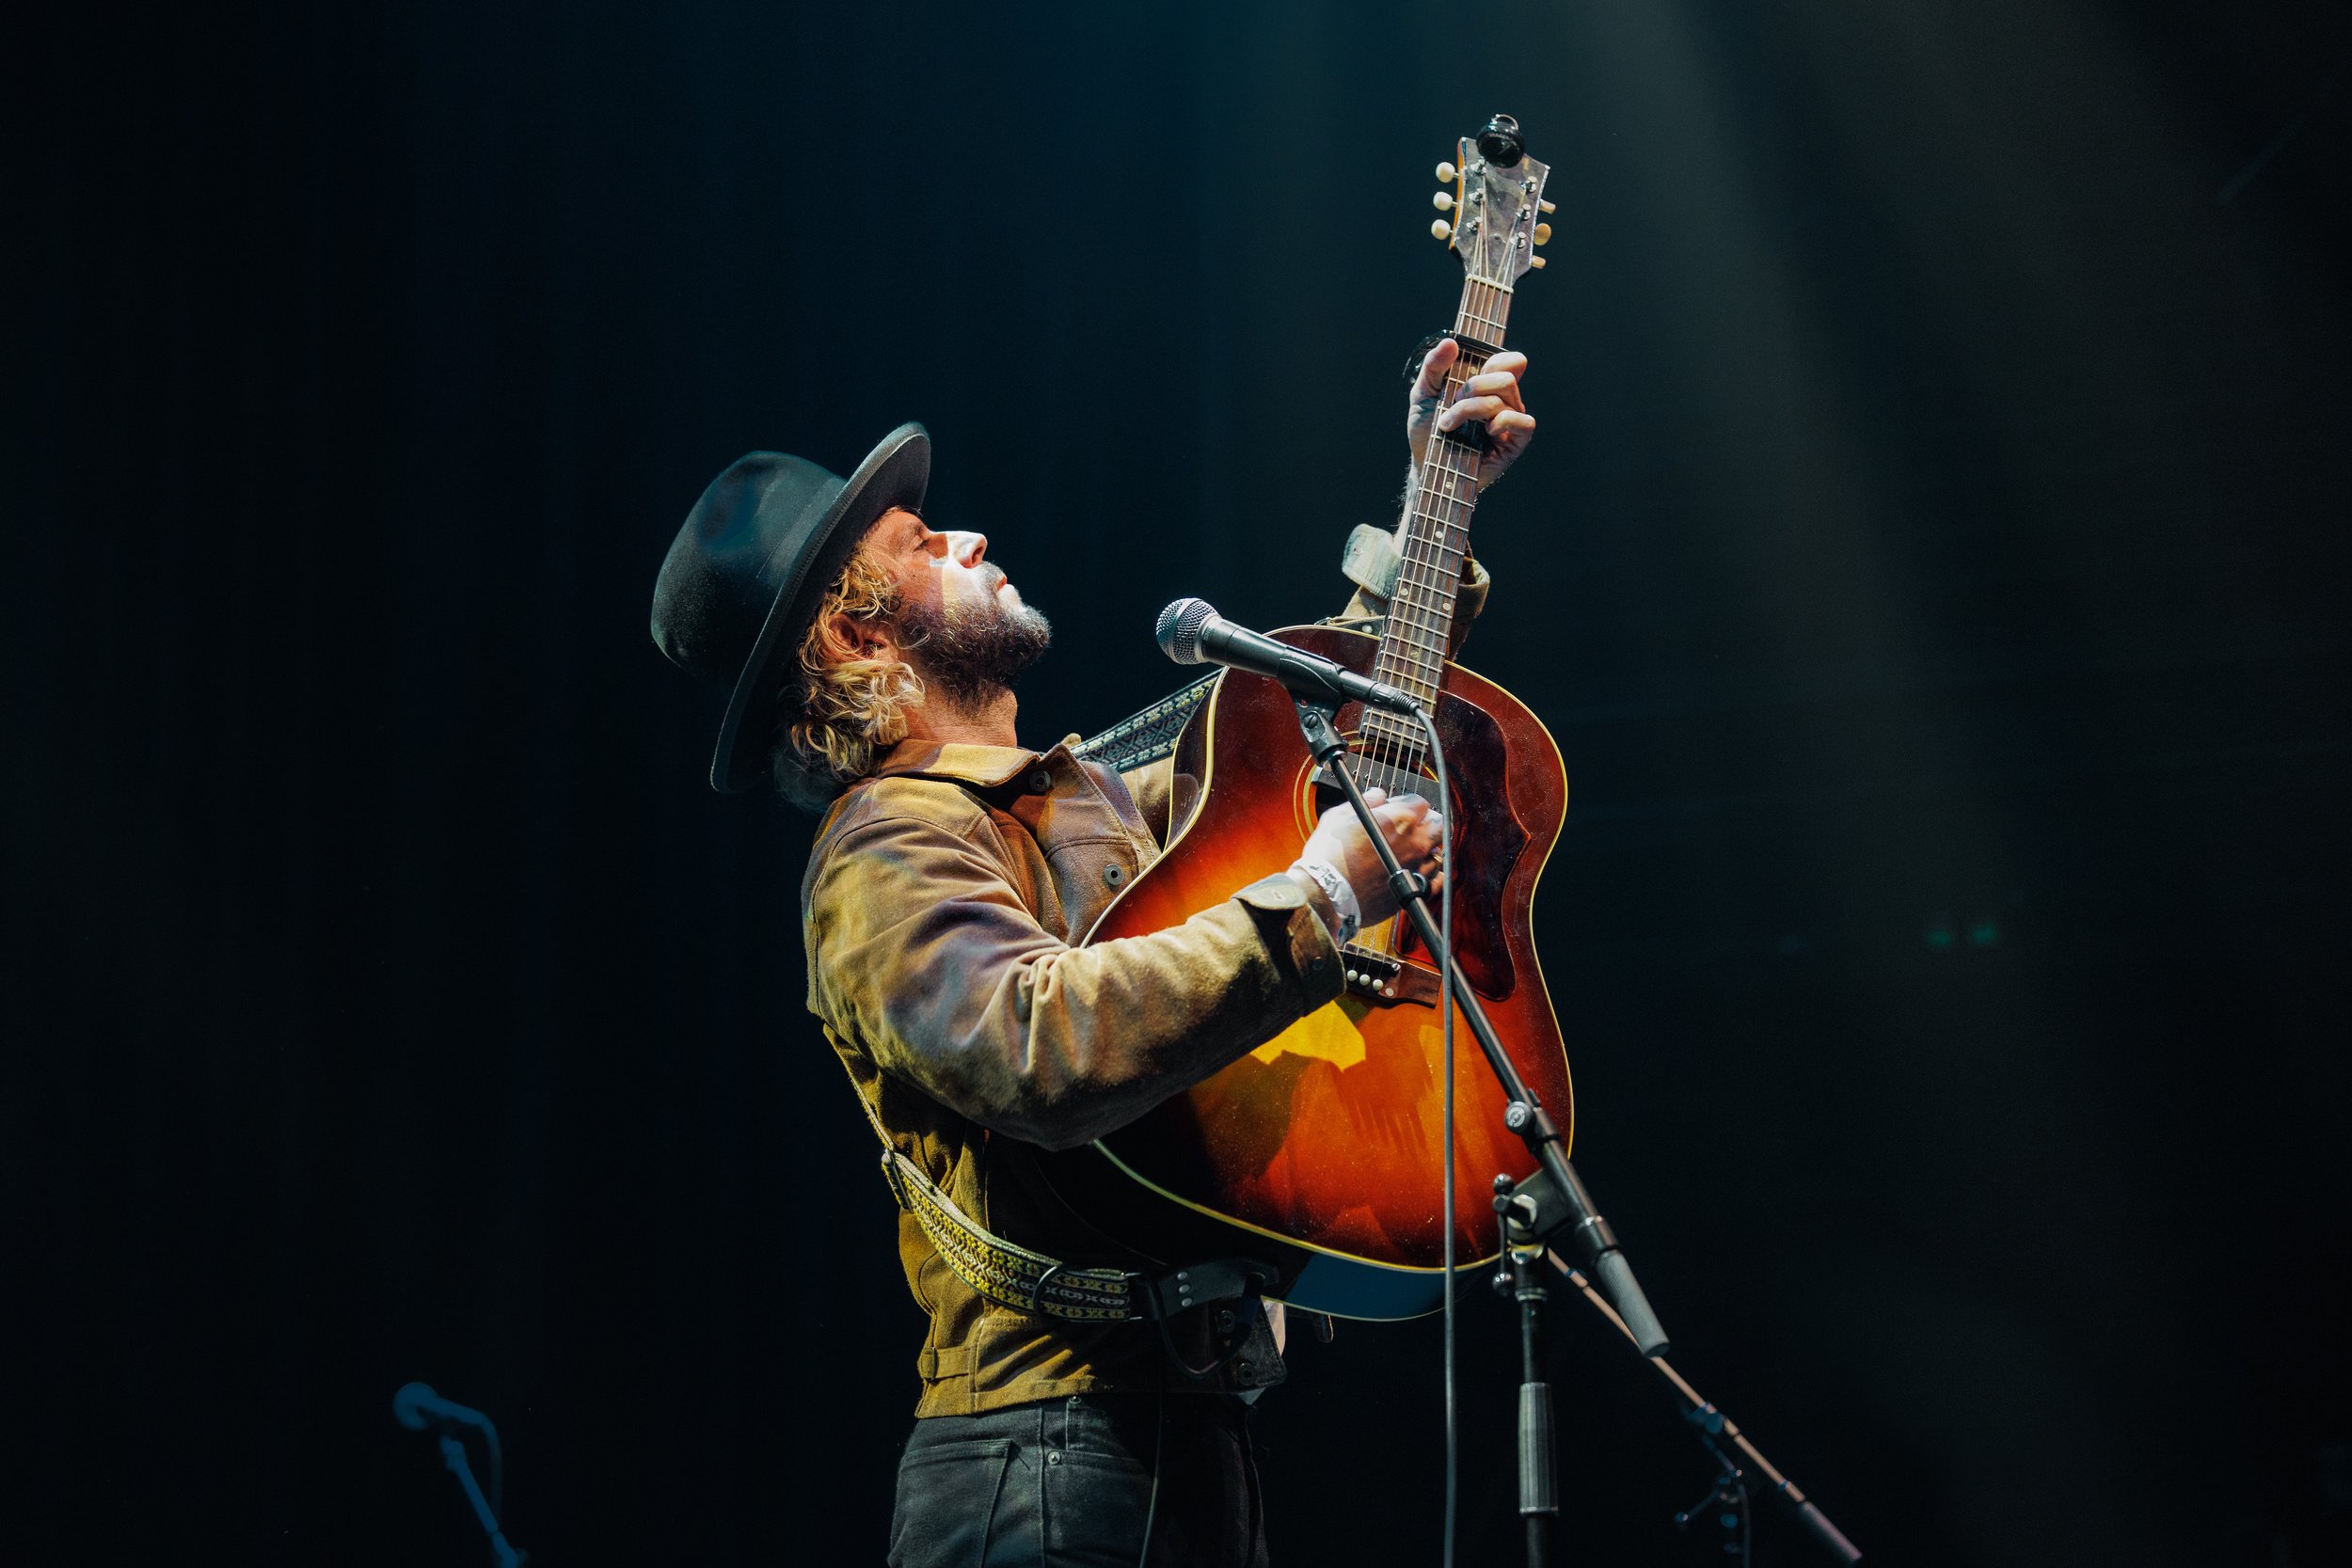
[651, 423, 930, 802]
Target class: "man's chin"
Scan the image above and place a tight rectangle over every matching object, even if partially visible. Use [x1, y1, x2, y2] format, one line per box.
[902, 598, 1053, 705]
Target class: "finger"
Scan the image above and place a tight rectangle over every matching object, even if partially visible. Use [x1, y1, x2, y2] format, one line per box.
[1482, 350, 1528, 382]
[1437, 395, 1507, 431]
[1415, 338, 1462, 399]
[1458, 369, 1526, 411]
[1486, 409, 1536, 441]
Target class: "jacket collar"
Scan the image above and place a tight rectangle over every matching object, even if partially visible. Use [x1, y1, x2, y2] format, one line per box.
[867, 738, 1043, 788]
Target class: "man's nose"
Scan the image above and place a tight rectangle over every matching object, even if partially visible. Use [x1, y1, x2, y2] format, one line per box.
[946, 531, 988, 567]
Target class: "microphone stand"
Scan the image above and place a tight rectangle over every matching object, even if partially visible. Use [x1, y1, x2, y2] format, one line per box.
[1292, 699, 1671, 1568]
[394, 1386, 525, 1568]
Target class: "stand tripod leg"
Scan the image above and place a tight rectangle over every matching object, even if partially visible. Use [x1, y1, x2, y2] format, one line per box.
[1549, 1252, 1862, 1564]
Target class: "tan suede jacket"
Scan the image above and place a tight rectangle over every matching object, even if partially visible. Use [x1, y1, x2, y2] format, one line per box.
[801, 544, 1488, 1418]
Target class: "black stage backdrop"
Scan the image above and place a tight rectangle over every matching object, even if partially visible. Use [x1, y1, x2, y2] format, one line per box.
[11, 2, 2350, 1564]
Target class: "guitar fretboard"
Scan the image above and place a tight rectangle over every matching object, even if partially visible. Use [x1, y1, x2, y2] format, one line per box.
[1359, 276, 1513, 763]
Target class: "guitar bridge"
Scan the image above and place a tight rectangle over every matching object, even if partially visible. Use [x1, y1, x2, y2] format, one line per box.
[1339, 945, 1442, 1006]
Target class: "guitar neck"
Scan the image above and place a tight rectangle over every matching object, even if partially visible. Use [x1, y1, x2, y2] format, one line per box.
[1361, 278, 1514, 751]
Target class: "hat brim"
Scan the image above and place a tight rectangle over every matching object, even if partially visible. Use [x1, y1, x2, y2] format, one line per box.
[709, 422, 931, 797]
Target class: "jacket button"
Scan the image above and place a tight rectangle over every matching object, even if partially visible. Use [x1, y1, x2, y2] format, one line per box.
[1026, 768, 1053, 794]
[1103, 863, 1125, 888]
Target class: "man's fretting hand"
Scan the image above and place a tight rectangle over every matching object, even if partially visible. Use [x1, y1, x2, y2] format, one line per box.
[1295, 787, 1445, 929]
[1406, 338, 1534, 491]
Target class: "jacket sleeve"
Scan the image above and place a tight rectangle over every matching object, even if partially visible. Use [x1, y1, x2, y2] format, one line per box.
[805, 804, 1345, 1151]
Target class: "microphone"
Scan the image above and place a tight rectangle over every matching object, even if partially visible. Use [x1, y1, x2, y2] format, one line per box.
[1156, 598, 1422, 715]
[391, 1381, 496, 1435]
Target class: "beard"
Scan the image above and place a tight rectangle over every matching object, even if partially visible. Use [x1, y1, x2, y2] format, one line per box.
[898, 591, 1053, 708]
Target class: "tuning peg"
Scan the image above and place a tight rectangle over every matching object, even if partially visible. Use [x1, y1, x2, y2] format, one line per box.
[1533, 222, 1551, 245]
[1437, 160, 1458, 182]
[1431, 218, 1454, 243]
[1433, 190, 1455, 213]
[1537, 198, 1556, 214]
[1529, 255, 1546, 269]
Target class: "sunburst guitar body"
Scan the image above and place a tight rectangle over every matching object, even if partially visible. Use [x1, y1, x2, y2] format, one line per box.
[1041, 627, 1571, 1320]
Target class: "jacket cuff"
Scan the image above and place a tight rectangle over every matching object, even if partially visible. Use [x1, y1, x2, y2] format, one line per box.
[1341, 522, 1406, 599]
[1234, 874, 1346, 1006]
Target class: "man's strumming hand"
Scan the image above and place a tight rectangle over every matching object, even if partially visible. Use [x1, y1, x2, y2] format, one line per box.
[1294, 787, 1445, 930]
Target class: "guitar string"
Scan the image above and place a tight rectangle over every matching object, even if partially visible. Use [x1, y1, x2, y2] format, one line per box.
[1370, 345, 1467, 958]
[1354, 261, 1516, 959]
[1388, 314, 1482, 705]
[1375, 315, 1458, 804]
[1365, 296, 1476, 958]
[1391, 273, 1506, 686]
[1404, 277, 1511, 942]
[1384, 320, 1477, 708]
[1361, 273, 1506, 959]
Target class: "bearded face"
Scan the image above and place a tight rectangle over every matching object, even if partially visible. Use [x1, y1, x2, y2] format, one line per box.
[896, 589, 1053, 708]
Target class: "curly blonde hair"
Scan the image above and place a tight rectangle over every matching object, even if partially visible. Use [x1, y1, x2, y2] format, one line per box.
[776, 547, 925, 790]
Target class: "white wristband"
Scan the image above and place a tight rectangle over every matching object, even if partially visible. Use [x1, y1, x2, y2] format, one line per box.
[1291, 859, 1360, 946]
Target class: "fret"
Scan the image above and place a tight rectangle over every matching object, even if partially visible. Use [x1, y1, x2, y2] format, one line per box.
[1398, 546, 1468, 580]
[1371, 664, 1444, 690]
[1376, 618, 1448, 650]
[1359, 720, 1426, 747]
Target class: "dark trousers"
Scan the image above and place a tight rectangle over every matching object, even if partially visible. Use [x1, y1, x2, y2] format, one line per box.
[886, 1392, 1269, 1567]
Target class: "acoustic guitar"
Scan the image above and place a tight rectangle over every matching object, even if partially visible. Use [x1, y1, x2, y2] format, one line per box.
[1046, 116, 1570, 1321]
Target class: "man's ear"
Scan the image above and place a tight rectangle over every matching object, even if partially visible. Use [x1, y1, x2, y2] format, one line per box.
[828, 610, 896, 662]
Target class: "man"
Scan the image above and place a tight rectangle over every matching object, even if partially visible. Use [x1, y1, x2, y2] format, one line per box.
[652, 340, 1533, 1565]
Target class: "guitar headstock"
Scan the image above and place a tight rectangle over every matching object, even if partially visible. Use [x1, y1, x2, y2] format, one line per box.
[1430, 114, 1554, 284]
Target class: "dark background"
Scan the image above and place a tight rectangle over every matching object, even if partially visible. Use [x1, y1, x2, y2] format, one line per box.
[11, 1, 2350, 1563]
